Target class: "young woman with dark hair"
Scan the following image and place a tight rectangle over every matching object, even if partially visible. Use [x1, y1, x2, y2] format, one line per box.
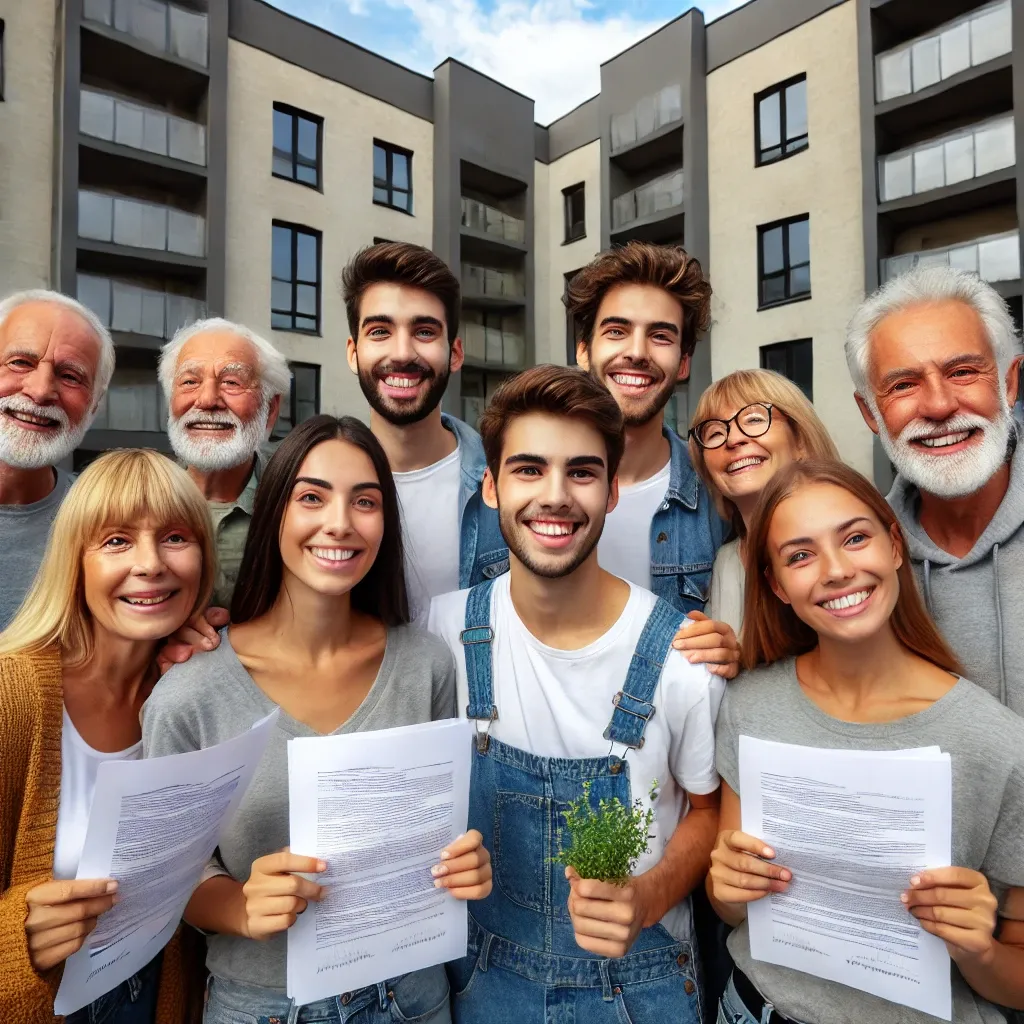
[709, 459, 1024, 1024]
[143, 415, 491, 1024]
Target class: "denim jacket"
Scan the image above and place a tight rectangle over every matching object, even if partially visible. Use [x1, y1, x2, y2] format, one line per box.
[442, 414, 510, 588]
[649, 427, 727, 614]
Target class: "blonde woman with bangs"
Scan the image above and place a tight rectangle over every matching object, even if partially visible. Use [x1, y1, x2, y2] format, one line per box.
[688, 369, 838, 631]
[0, 449, 214, 1024]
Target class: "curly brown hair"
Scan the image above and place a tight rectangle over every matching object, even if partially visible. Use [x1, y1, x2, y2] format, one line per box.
[565, 241, 712, 358]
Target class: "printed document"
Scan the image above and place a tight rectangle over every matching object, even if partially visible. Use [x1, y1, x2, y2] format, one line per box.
[55, 710, 279, 1015]
[739, 736, 953, 1020]
[287, 718, 473, 1004]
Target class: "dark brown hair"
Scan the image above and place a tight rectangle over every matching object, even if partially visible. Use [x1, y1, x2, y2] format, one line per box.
[565, 241, 712, 357]
[231, 415, 409, 627]
[741, 459, 961, 675]
[342, 242, 460, 342]
[479, 364, 625, 482]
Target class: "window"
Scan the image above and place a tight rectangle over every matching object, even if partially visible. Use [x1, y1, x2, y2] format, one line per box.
[563, 183, 585, 243]
[761, 339, 813, 401]
[373, 140, 412, 213]
[755, 74, 808, 166]
[272, 104, 321, 188]
[758, 214, 810, 308]
[0, 20, 5, 101]
[271, 222, 321, 333]
[564, 269, 581, 365]
[273, 362, 321, 439]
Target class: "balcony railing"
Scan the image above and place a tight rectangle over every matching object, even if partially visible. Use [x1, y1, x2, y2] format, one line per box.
[881, 229, 1020, 284]
[80, 88, 206, 166]
[77, 273, 205, 339]
[879, 114, 1015, 202]
[875, 0, 1011, 103]
[611, 168, 684, 230]
[91, 368, 169, 432]
[83, 0, 209, 67]
[610, 84, 683, 154]
[461, 263, 525, 301]
[78, 189, 206, 257]
[461, 196, 525, 245]
[462, 313, 525, 369]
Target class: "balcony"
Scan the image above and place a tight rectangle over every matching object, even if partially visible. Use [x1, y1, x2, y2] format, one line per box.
[77, 273, 205, 343]
[610, 84, 683, 156]
[78, 190, 206, 258]
[611, 168, 684, 232]
[460, 196, 525, 246]
[881, 229, 1020, 288]
[91, 366, 169, 433]
[80, 88, 206, 167]
[462, 311, 525, 370]
[461, 263, 525, 306]
[875, 0, 1010, 103]
[83, 0, 208, 67]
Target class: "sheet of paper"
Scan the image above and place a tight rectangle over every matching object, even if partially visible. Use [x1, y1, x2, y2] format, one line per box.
[55, 710, 279, 1015]
[287, 718, 473, 1005]
[739, 736, 953, 1021]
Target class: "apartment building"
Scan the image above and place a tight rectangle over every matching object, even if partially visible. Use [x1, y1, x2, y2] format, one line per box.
[0, 0, 1021, 487]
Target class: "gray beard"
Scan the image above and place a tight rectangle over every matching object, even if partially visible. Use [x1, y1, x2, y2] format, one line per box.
[167, 401, 269, 473]
[0, 396, 89, 469]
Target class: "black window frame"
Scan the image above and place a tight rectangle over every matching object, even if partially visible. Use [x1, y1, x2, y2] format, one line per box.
[754, 73, 808, 167]
[272, 360, 322, 439]
[760, 339, 813, 401]
[0, 20, 5, 102]
[272, 103, 323, 190]
[373, 140, 413, 215]
[271, 221, 322, 335]
[564, 269, 582, 365]
[562, 183, 586, 244]
[757, 213, 811, 310]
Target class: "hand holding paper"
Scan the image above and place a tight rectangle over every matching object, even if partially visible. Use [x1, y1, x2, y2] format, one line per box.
[242, 850, 326, 940]
[24, 878, 119, 971]
[430, 830, 491, 900]
[903, 867, 999, 963]
[708, 828, 792, 908]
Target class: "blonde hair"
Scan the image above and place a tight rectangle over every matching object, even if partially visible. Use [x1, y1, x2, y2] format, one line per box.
[0, 449, 216, 665]
[688, 368, 839, 534]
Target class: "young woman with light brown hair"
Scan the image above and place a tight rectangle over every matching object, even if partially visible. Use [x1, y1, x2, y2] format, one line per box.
[709, 459, 1024, 1023]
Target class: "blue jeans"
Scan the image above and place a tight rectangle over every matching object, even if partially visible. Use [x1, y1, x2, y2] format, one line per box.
[204, 969, 451, 1024]
[64, 951, 162, 1024]
[717, 974, 808, 1024]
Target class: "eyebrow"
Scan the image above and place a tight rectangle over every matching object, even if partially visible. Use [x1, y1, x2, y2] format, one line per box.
[877, 352, 989, 391]
[503, 454, 606, 469]
[778, 516, 873, 552]
[5, 348, 92, 382]
[293, 477, 382, 492]
[597, 315, 679, 336]
[360, 314, 445, 331]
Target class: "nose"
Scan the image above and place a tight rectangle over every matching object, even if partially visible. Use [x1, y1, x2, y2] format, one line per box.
[623, 326, 648, 363]
[321, 496, 353, 538]
[724, 419, 749, 448]
[391, 326, 418, 366]
[537, 469, 573, 511]
[193, 373, 223, 410]
[131, 534, 165, 577]
[916, 371, 958, 423]
[819, 544, 855, 584]
[20, 361, 59, 406]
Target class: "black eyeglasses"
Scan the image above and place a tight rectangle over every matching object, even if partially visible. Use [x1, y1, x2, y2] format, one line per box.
[689, 403, 774, 449]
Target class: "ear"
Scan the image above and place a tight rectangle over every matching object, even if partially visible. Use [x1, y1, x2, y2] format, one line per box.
[482, 467, 498, 510]
[854, 392, 880, 435]
[449, 335, 465, 375]
[575, 340, 590, 371]
[766, 564, 791, 606]
[346, 336, 358, 375]
[606, 473, 620, 515]
[1005, 354, 1022, 407]
[676, 352, 691, 383]
[266, 393, 281, 434]
[889, 522, 904, 572]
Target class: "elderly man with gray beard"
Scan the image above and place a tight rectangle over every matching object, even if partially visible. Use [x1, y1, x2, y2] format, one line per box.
[846, 266, 1024, 718]
[0, 290, 115, 630]
[159, 318, 290, 608]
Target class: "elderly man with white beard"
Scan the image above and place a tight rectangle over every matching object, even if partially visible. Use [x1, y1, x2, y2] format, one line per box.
[846, 265, 1024, 716]
[159, 318, 290, 607]
[0, 290, 115, 630]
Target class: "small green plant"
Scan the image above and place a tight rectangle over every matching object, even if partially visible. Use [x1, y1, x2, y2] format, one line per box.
[553, 780, 656, 883]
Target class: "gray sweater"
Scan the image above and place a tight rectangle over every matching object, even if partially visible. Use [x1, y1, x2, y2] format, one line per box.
[142, 624, 457, 991]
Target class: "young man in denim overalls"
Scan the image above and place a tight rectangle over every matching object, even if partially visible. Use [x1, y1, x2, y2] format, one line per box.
[428, 365, 723, 1023]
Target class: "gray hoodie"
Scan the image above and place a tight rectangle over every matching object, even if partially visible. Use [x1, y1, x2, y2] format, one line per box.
[888, 425, 1024, 717]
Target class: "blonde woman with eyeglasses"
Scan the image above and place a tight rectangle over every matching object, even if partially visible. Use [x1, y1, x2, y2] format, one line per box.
[0, 449, 215, 1024]
[688, 369, 838, 632]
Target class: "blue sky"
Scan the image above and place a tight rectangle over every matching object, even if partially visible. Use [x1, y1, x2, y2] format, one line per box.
[266, 0, 750, 124]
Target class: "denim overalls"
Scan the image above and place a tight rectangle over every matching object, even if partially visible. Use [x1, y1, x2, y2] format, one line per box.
[447, 578, 704, 1024]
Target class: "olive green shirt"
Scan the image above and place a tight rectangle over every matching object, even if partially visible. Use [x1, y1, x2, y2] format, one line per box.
[207, 454, 263, 610]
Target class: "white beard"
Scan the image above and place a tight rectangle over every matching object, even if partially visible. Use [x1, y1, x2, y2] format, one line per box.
[0, 395, 90, 470]
[167, 401, 269, 473]
[878, 405, 1014, 500]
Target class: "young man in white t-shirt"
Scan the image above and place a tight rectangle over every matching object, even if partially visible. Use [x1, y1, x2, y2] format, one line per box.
[343, 243, 508, 622]
[427, 364, 721, 1024]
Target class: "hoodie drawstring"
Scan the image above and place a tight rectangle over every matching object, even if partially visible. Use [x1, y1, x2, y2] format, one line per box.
[923, 559, 934, 615]
[993, 543, 1007, 706]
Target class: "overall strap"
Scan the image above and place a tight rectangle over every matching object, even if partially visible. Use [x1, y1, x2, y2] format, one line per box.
[604, 598, 686, 750]
[461, 578, 498, 750]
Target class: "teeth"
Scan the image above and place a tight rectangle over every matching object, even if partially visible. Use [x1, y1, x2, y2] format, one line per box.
[728, 456, 765, 472]
[611, 374, 651, 388]
[822, 590, 871, 611]
[384, 376, 418, 389]
[124, 594, 171, 606]
[9, 410, 55, 426]
[919, 431, 970, 448]
[529, 522, 574, 537]
[311, 547, 357, 562]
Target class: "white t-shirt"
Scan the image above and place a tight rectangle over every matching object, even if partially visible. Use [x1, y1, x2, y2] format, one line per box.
[598, 460, 671, 588]
[427, 573, 723, 941]
[394, 445, 463, 625]
[708, 538, 745, 633]
[53, 709, 142, 880]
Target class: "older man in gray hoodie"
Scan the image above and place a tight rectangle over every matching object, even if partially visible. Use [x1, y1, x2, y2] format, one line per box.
[846, 266, 1024, 715]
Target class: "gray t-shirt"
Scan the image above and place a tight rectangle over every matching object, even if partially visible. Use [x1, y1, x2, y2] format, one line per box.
[716, 657, 1024, 1024]
[0, 468, 74, 630]
[142, 624, 457, 990]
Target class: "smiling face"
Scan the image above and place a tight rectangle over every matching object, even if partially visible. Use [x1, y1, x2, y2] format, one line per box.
[0, 301, 102, 469]
[347, 282, 464, 426]
[483, 411, 617, 579]
[278, 438, 385, 599]
[766, 482, 902, 645]
[859, 299, 1016, 499]
[576, 283, 688, 427]
[82, 517, 203, 643]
